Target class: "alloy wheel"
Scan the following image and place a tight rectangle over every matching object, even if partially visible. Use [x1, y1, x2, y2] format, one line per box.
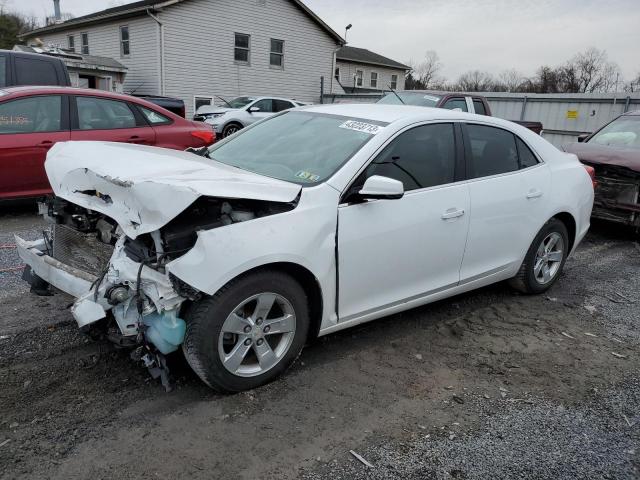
[218, 293, 297, 377]
[533, 232, 564, 285]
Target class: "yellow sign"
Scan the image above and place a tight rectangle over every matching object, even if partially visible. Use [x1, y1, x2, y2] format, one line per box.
[567, 110, 578, 119]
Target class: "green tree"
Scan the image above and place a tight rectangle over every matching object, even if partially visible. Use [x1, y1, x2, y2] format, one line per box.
[0, 8, 39, 50]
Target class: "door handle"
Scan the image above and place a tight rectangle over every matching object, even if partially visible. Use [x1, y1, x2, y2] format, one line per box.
[441, 208, 465, 220]
[526, 189, 543, 199]
[37, 140, 54, 147]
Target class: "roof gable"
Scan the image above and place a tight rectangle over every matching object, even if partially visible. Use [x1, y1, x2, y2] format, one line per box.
[20, 0, 344, 44]
[336, 46, 410, 70]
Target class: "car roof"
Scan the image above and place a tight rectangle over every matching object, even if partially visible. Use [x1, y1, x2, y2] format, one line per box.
[0, 86, 142, 102]
[622, 110, 640, 116]
[301, 103, 489, 124]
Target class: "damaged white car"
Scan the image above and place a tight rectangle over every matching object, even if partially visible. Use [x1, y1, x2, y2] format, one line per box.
[17, 104, 594, 392]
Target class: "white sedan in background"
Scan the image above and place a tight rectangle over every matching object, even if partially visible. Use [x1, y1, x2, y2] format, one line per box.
[17, 104, 594, 393]
[193, 96, 307, 138]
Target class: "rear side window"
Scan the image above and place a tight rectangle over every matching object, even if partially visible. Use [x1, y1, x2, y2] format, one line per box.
[442, 98, 467, 112]
[516, 137, 539, 168]
[473, 100, 487, 116]
[273, 99, 294, 112]
[15, 57, 59, 85]
[363, 123, 456, 191]
[76, 96, 136, 130]
[0, 96, 62, 134]
[138, 105, 171, 125]
[466, 124, 518, 178]
[0, 56, 6, 87]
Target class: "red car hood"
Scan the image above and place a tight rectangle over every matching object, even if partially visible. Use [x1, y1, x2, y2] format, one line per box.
[563, 142, 640, 173]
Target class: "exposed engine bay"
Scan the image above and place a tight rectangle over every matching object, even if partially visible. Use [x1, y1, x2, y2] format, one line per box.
[583, 162, 640, 228]
[30, 194, 297, 389]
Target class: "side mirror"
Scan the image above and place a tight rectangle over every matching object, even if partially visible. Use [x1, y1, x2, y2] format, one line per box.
[577, 133, 590, 143]
[359, 175, 404, 200]
[248, 106, 261, 113]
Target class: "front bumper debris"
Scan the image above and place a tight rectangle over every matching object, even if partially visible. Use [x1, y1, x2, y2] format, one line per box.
[15, 234, 187, 353]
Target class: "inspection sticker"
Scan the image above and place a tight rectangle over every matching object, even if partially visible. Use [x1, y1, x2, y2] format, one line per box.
[339, 120, 383, 135]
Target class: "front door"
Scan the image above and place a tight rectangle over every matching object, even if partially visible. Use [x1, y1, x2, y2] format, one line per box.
[246, 99, 275, 125]
[0, 94, 69, 199]
[337, 123, 470, 321]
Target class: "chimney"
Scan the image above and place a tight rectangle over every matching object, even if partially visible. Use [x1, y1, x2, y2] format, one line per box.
[53, 0, 61, 21]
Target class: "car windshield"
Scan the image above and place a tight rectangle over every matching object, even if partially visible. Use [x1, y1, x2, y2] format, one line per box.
[227, 97, 256, 108]
[207, 111, 386, 185]
[377, 92, 441, 107]
[590, 116, 640, 148]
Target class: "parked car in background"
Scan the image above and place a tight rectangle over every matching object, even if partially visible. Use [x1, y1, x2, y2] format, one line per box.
[0, 49, 70, 88]
[563, 110, 640, 230]
[193, 96, 306, 137]
[377, 90, 543, 134]
[17, 104, 593, 392]
[133, 95, 186, 118]
[0, 86, 215, 200]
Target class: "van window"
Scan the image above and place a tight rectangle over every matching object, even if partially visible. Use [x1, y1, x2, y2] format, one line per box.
[0, 56, 6, 87]
[0, 96, 62, 134]
[15, 57, 59, 85]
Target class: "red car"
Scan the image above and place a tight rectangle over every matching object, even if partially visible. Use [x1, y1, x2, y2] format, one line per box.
[0, 86, 215, 200]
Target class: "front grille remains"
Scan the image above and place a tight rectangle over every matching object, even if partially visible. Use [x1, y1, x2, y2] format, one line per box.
[52, 224, 115, 276]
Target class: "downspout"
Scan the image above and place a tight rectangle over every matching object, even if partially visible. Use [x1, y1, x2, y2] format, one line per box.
[146, 9, 165, 96]
[329, 44, 342, 97]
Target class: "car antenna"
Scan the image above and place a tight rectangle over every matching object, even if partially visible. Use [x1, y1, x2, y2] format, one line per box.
[215, 95, 232, 107]
[387, 84, 405, 105]
[128, 81, 145, 95]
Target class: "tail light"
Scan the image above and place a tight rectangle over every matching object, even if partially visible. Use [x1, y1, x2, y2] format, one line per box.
[191, 129, 215, 145]
[583, 164, 597, 189]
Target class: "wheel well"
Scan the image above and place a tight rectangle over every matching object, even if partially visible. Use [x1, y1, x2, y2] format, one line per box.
[237, 262, 324, 340]
[553, 212, 577, 252]
[223, 121, 243, 130]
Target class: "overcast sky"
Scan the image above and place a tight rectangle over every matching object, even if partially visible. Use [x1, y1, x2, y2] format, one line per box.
[6, 0, 639, 81]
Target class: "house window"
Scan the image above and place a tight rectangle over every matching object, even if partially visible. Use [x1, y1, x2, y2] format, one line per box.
[355, 70, 363, 87]
[67, 35, 75, 52]
[234, 33, 250, 63]
[391, 74, 398, 90]
[81, 32, 89, 54]
[270, 39, 284, 68]
[194, 96, 213, 113]
[370, 71, 378, 88]
[334, 67, 340, 81]
[120, 26, 130, 57]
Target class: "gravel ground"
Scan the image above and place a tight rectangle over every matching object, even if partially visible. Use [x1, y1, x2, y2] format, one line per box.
[0, 206, 639, 480]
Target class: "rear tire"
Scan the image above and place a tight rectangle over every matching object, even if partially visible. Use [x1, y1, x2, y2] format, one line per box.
[509, 218, 569, 294]
[182, 270, 309, 393]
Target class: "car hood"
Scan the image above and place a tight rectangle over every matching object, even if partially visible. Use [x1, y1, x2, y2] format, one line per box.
[196, 106, 236, 115]
[45, 141, 302, 238]
[563, 142, 640, 173]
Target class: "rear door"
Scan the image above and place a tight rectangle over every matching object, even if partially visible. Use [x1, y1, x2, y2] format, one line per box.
[459, 123, 550, 282]
[70, 95, 156, 145]
[0, 94, 70, 199]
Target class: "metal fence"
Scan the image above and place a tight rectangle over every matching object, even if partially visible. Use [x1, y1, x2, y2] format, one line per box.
[321, 91, 640, 147]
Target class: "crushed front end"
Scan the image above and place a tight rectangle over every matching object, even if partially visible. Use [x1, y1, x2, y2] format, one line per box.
[583, 161, 640, 228]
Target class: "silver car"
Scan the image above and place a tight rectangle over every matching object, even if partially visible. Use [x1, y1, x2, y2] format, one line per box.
[194, 96, 306, 138]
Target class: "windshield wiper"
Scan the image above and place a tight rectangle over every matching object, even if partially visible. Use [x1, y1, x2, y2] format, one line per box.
[386, 84, 405, 105]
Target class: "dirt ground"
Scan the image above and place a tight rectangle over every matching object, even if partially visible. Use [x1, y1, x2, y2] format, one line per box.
[0, 205, 638, 480]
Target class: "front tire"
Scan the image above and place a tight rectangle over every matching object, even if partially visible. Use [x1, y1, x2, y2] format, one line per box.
[182, 270, 309, 393]
[222, 123, 242, 138]
[509, 218, 569, 294]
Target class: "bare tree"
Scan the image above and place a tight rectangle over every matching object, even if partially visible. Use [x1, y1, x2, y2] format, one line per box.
[497, 69, 525, 92]
[406, 51, 444, 89]
[455, 70, 494, 92]
[568, 48, 621, 93]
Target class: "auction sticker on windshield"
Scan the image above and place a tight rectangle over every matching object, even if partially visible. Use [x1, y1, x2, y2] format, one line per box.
[424, 94, 440, 102]
[339, 120, 383, 135]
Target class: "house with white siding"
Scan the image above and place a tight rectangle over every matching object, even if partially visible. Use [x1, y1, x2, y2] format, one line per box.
[20, 0, 345, 118]
[334, 46, 410, 93]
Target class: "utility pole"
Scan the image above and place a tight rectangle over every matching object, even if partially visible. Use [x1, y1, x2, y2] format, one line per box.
[344, 24, 352, 44]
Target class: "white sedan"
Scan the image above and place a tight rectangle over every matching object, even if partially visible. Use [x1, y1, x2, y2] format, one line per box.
[17, 104, 594, 392]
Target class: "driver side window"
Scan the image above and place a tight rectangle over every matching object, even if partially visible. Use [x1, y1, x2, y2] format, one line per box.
[251, 99, 274, 113]
[358, 123, 456, 192]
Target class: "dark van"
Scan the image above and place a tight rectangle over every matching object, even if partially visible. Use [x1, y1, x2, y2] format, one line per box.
[0, 49, 71, 88]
